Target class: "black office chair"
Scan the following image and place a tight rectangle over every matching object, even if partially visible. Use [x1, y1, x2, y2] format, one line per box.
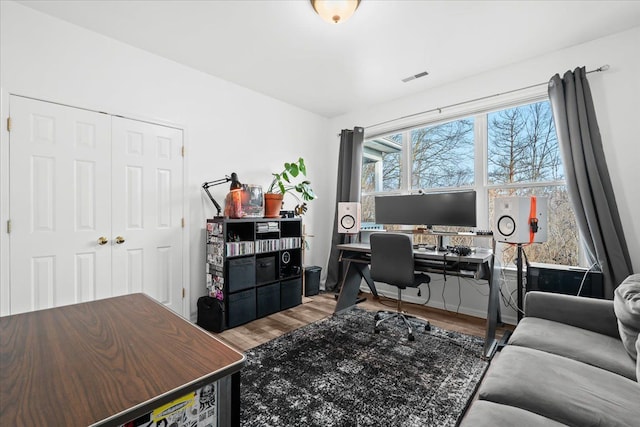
[370, 232, 431, 341]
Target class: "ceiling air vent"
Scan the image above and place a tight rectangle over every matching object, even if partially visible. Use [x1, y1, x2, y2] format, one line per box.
[402, 71, 429, 83]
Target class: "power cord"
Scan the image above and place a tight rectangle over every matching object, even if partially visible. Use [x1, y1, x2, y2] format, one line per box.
[441, 280, 448, 312]
[441, 253, 448, 311]
[456, 273, 462, 314]
[577, 261, 599, 296]
[498, 265, 525, 317]
[418, 281, 432, 306]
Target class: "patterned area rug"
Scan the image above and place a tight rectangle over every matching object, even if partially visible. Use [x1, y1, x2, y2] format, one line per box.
[240, 308, 488, 426]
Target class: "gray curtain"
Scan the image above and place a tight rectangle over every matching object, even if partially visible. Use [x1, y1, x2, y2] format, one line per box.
[325, 127, 364, 291]
[548, 67, 632, 298]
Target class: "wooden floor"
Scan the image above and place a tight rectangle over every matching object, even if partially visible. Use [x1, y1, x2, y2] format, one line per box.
[216, 292, 514, 353]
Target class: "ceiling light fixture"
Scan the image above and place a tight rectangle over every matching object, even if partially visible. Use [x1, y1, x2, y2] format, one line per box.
[310, 0, 361, 24]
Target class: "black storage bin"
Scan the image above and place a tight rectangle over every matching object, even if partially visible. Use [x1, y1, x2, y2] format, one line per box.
[256, 256, 276, 284]
[256, 282, 280, 318]
[227, 288, 256, 328]
[280, 278, 302, 310]
[197, 296, 225, 332]
[304, 266, 321, 296]
[228, 257, 255, 292]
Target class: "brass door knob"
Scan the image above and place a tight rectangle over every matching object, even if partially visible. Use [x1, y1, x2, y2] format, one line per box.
[97, 236, 108, 245]
[115, 236, 125, 244]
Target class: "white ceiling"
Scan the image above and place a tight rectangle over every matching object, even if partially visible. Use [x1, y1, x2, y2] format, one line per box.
[17, 0, 640, 118]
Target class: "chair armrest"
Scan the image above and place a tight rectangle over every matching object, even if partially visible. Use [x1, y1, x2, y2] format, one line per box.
[524, 291, 619, 338]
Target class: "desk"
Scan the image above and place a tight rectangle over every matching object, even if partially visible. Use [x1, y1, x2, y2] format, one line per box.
[335, 242, 501, 357]
[0, 293, 245, 426]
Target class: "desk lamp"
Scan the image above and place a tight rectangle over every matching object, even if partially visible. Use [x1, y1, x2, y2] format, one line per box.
[202, 173, 242, 217]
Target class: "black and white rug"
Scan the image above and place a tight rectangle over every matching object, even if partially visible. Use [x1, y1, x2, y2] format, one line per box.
[240, 308, 488, 426]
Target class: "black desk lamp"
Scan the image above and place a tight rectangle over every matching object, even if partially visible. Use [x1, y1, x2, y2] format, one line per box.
[202, 173, 242, 217]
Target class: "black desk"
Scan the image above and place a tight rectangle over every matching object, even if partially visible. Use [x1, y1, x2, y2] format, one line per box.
[335, 242, 501, 358]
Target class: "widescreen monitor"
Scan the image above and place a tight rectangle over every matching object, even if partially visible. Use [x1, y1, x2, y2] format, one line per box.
[374, 191, 477, 228]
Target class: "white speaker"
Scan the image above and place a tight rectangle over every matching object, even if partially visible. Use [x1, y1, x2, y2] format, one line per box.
[337, 202, 361, 234]
[493, 196, 548, 244]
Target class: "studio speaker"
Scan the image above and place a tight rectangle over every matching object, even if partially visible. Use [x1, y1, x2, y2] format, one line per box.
[337, 202, 361, 234]
[493, 196, 548, 244]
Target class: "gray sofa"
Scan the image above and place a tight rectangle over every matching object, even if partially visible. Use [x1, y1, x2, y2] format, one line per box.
[460, 274, 640, 427]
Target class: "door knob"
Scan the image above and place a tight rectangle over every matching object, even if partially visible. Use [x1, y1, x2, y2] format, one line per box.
[115, 236, 125, 244]
[97, 236, 108, 245]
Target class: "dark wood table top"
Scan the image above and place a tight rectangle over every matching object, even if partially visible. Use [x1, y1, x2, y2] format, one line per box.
[0, 293, 244, 426]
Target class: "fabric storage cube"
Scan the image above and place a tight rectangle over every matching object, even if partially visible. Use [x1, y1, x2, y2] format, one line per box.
[281, 278, 302, 310]
[227, 288, 256, 328]
[228, 257, 255, 292]
[257, 282, 280, 318]
[256, 256, 276, 284]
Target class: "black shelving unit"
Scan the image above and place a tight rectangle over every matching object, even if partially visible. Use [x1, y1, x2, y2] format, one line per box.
[206, 217, 303, 330]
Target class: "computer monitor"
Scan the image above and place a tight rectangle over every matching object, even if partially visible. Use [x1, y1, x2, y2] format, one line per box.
[374, 191, 477, 228]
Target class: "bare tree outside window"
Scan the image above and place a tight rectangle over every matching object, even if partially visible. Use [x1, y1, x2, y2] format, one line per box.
[412, 119, 474, 189]
[488, 102, 562, 184]
[488, 101, 577, 266]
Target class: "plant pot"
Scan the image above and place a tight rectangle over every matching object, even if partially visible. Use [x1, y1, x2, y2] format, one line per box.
[264, 193, 284, 218]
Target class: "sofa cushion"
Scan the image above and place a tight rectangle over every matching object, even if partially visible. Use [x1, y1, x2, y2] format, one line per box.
[509, 316, 636, 380]
[478, 346, 640, 426]
[460, 400, 568, 427]
[614, 274, 640, 360]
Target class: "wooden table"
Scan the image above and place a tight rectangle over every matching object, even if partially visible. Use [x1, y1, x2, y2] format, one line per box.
[0, 293, 245, 426]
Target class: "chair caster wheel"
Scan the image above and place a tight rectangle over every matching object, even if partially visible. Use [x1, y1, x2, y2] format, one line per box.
[425, 323, 431, 332]
[374, 328, 380, 334]
[408, 334, 415, 342]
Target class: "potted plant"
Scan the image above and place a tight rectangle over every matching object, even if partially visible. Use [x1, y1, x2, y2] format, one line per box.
[264, 157, 316, 218]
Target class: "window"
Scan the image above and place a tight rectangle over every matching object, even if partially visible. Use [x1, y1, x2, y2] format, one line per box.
[411, 118, 475, 189]
[361, 133, 402, 224]
[361, 99, 580, 267]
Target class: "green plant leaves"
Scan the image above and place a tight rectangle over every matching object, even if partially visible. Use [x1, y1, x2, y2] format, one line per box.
[298, 158, 306, 176]
[268, 157, 316, 203]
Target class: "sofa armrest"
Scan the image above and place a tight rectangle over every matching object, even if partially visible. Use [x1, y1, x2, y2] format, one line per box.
[524, 291, 619, 338]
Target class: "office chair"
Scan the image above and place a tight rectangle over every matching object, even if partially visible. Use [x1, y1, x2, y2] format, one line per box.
[370, 232, 431, 341]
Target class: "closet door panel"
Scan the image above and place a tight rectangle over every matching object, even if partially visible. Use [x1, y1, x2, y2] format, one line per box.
[8, 96, 112, 314]
[111, 117, 184, 314]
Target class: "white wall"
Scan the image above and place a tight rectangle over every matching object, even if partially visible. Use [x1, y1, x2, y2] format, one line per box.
[0, 1, 334, 319]
[327, 26, 640, 324]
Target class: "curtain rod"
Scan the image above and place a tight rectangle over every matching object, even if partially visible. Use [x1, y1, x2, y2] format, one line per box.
[362, 64, 610, 132]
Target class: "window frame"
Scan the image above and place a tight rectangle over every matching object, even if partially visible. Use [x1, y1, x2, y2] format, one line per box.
[361, 89, 583, 267]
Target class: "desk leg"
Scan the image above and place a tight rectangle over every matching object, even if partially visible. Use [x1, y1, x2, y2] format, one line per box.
[484, 262, 500, 358]
[217, 372, 241, 427]
[356, 263, 378, 298]
[231, 371, 240, 427]
[335, 261, 364, 313]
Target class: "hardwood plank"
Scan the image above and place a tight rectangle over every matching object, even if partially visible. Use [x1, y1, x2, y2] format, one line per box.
[216, 292, 513, 352]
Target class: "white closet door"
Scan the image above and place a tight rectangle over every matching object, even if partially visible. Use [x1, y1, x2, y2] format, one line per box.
[111, 117, 184, 314]
[9, 96, 112, 314]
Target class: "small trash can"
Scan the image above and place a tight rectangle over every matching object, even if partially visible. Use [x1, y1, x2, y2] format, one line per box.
[304, 266, 322, 297]
[197, 296, 225, 332]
